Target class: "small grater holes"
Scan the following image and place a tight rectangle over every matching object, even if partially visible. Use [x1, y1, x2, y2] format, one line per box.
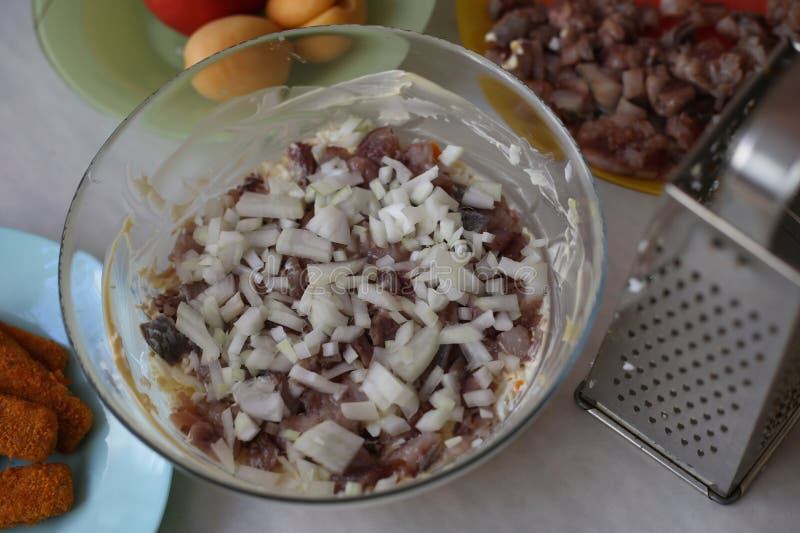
[709, 372, 719, 381]
[681, 438, 689, 446]
[612, 377, 620, 385]
[657, 336, 666, 344]
[690, 270, 701, 281]
[665, 427, 673, 435]
[640, 323, 649, 332]
[684, 321, 694, 331]
[628, 389, 637, 397]
[691, 360, 701, 369]
[673, 405, 681, 414]
[714, 305, 724, 316]
[696, 378, 705, 386]
[671, 328, 680, 338]
[735, 339, 746, 349]
[703, 413, 712, 421]
[669, 389, 678, 398]
[724, 365, 734, 374]
[752, 332, 762, 342]
[733, 318, 743, 328]
[637, 303, 645, 312]
[688, 341, 698, 350]
[694, 293, 705, 304]
[693, 434, 701, 442]
[697, 449, 705, 457]
[617, 394, 625, 402]
[699, 396, 708, 404]
[735, 254, 749, 267]
[716, 407, 725, 416]
[640, 384, 649, 392]
[687, 401, 695, 410]
[662, 288, 671, 298]
[721, 424, 729, 432]
[768, 324, 779, 335]
[677, 423, 685, 431]
[702, 333, 712, 343]
[721, 346, 731, 356]
[628, 329, 636, 338]
[680, 301, 690, 311]
[713, 390, 722, 399]
[662, 354, 670, 363]
[666, 309, 676, 318]
[649, 296, 658, 305]
[728, 384, 737, 393]
[653, 316, 662, 326]
[706, 353, 716, 362]
[755, 352, 765, 362]
[730, 298, 740, 308]
[710, 446, 718, 454]
[652, 378, 661, 386]
[665, 372, 674, 380]
[644, 342, 653, 351]
[648, 416, 656, 424]
[673, 258, 682, 269]
[707, 429, 715, 437]
[742, 378, 752, 387]
[748, 310, 759, 321]
[644, 400, 653, 408]
[658, 266, 667, 276]
[649, 361, 657, 369]
[636, 367, 644, 374]
[633, 405, 640, 412]
[739, 360, 749, 369]
[676, 279, 686, 290]
[624, 372, 632, 380]
[678, 366, 687, 374]
[717, 326, 728, 336]
[698, 313, 708, 323]
[689, 417, 698, 425]
[710, 284, 720, 295]
[731, 403, 740, 411]
[657, 394, 665, 403]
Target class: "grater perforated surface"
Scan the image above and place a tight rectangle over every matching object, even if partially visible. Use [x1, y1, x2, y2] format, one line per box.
[581, 191, 800, 499]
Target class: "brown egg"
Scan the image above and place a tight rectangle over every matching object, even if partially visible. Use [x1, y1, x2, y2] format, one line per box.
[266, 0, 335, 28]
[294, 0, 368, 63]
[184, 15, 292, 101]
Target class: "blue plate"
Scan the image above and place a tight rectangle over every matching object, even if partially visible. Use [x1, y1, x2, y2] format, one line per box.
[0, 227, 172, 533]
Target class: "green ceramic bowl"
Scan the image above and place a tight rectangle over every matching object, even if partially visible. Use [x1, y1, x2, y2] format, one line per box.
[33, 0, 436, 129]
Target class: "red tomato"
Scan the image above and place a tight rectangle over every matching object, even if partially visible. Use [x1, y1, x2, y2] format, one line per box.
[144, 0, 265, 36]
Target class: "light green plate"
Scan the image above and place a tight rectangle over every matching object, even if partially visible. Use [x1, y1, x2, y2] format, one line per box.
[33, 0, 435, 126]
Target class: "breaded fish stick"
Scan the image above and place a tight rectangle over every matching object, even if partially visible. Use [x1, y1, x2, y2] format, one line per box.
[0, 463, 74, 528]
[0, 330, 92, 453]
[0, 393, 58, 462]
[0, 321, 68, 373]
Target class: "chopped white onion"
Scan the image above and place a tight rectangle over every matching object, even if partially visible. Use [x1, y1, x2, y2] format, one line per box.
[233, 378, 286, 422]
[387, 325, 441, 383]
[306, 205, 351, 245]
[234, 411, 260, 442]
[210, 438, 236, 473]
[331, 326, 364, 343]
[276, 228, 332, 263]
[439, 324, 482, 345]
[438, 145, 464, 168]
[419, 366, 444, 401]
[293, 421, 364, 474]
[380, 414, 411, 435]
[341, 401, 379, 421]
[236, 192, 305, 220]
[221, 407, 235, 447]
[461, 341, 493, 368]
[361, 362, 419, 417]
[416, 408, 450, 432]
[289, 365, 347, 396]
[475, 294, 520, 314]
[176, 302, 220, 363]
[463, 389, 496, 407]
[322, 341, 339, 357]
[343, 344, 360, 364]
[473, 366, 494, 389]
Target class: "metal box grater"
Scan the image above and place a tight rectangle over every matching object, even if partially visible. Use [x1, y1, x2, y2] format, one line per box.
[576, 41, 800, 504]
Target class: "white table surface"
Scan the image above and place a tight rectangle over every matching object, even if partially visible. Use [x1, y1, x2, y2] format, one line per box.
[1, 1, 798, 532]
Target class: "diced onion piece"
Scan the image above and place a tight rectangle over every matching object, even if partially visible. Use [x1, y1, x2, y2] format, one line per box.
[331, 326, 364, 343]
[303, 329, 327, 355]
[220, 293, 246, 323]
[415, 408, 450, 432]
[276, 228, 332, 263]
[457, 306, 472, 321]
[370, 180, 386, 200]
[413, 299, 439, 327]
[306, 259, 365, 287]
[374, 473, 398, 491]
[233, 378, 286, 422]
[475, 294, 520, 314]
[430, 389, 457, 411]
[387, 325, 441, 383]
[322, 341, 339, 357]
[463, 389, 496, 407]
[439, 324, 483, 345]
[368, 216, 388, 248]
[270, 326, 287, 342]
[393, 321, 415, 347]
[479, 408, 494, 419]
[289, 365, 347, 396]
[484, 359, 506, 375]
[380, 414, 411, 435]
[293, 341, 312, 360]
[493, 311, 513, 331]
[341, 401, 379, 421]
[236, 192, 304, 219]
[344, 481, 363, 495]
[461, 341, 493, 368]
[343, 344, 359, 364]
[438, 145, 464, 167]
[427, 287, 448, 312]
[265, 299, 306, 332]
[357, 283, 400, 311]
[352, 296, 370, 329]
[484, 277, 505, 295]
[210, 438, 236, 473]
[234, 306, 265, 336]
[276, 339, 298, 363]
[471, 310, 495, 330]
[244, 346, 276, 374]
[237, 465, 282, 487]
[473, 366, 494, 389]
[176, 302, 220, 363]
[361, 362, 419, 417]
[380, 156, 412, 183]
[306, 205, 351, 245]
[234, 411, 260, 442]
[504, 354, 521, 371]
[419, 366, 444, 401]
[221, 407, 234, 447]
[294, 421, 364, 474]
[461, 187, 495, 209]
[445, 436, 463, 448]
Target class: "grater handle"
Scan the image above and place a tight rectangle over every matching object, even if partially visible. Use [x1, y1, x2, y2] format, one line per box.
[712, 55, 800, 245]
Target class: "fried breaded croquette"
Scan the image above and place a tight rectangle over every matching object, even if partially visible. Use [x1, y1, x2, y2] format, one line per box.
[0, 330, 92, 453]
[0, 463, 74, 528]
[0, 321, 68, 374]
[0, 393, 58, 462]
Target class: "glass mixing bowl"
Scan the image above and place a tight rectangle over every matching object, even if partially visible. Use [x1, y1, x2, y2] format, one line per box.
[59, 25, 606, 504]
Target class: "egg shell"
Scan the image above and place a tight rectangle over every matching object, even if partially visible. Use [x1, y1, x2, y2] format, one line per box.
[184, 15, 292, 101]
[294, 0, 368, 63]
[266, 0, 335, 28]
